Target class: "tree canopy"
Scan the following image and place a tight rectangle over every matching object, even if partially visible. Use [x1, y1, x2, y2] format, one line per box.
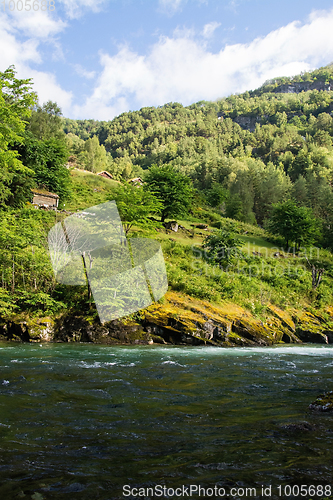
[113, 184, 162, 235]
[59, 64, 333, 242]
[16, 132, 71, 201]
[0, 66, 37, 207]
[27, 100, 65, 141]
[267, 200, 318, 251]
[144, 164, 193, 222]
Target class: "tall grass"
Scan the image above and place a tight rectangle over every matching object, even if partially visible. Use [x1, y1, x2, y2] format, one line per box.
[161, 239, 333, 314]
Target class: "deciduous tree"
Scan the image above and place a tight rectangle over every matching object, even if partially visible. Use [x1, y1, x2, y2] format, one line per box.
[267, 200, 318, 251]
[113, 184, 162, 235]
[145, 164, 193, 222]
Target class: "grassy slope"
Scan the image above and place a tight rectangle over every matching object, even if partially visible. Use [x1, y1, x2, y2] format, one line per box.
[64, 169, 120, 211]
[65, 170, 333, 318]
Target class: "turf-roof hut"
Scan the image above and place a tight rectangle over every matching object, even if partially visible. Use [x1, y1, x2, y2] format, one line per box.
[128, 177, 144, 186]
[31, 189, 59, 208]
[97, 171, 114, 180]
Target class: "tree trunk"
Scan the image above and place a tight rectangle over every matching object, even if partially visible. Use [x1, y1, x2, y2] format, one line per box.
[21, 261, 25, 290]
[312, 266, 324, 289]
[81, 252, 92, 302]
[12, 256, 15, 293]
[87, 252, 94, 270]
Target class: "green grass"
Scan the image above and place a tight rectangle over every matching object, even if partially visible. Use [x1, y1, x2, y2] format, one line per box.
[160, 236, 333, 313]
[154, 220, 276, 257]
[65, 169, 120, 211]
[238, 235, 280, 257]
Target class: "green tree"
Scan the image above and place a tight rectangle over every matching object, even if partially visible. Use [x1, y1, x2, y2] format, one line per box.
[0, 66, 37, 207]
[108, 155, 133, 180]
[0, 208, 54, 296]
[252, 161, 291, 223]
[27, 100, 65, 140]
[205, 183, 228, 208]
[113, 184, 162, 235]
[267, 200, 318, 251]
[16, 132, 71, 201]
[315, 112, 332, 131]
[78, 135, 109, 173]
[225, 193, 244, 221]
[145, 164, 193, 222]
[65, 133, 85, 156]
[289, 150, 312, 182]
[292, 175, 308, 205]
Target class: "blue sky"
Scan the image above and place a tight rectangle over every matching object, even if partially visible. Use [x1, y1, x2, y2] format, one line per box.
[1, 0, 333, 120]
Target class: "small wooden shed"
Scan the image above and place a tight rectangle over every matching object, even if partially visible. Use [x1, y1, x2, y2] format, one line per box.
[31, 189, 59, 208]
[128, 177, 144, 185]
[97, 171, 114, 180]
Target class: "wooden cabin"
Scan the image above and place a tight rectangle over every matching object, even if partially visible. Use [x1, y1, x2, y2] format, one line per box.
[31, 189, 59, 208]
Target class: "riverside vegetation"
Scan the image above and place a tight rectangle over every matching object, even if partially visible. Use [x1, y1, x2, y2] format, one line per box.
[2, 64, 333, 347]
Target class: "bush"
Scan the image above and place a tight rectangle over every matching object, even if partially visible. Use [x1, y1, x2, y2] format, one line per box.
[202, 229, 243, 268]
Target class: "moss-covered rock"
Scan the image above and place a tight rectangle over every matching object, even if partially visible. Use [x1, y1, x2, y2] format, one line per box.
[268, 305, 295, 331]
[53, 315, 150, 344]
[293, 310, 329, 344]
[1, 291, 333, 346]
[0, 314, 54, 342]
[309, 391, 333, 412]
[27, 317, 55, 341]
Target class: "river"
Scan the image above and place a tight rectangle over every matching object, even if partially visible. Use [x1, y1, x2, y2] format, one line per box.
[0, 343, 332, 499]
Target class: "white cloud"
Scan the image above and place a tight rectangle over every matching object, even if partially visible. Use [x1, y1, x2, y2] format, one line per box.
[72, 8, 333, 120]
[2, 5, 333, 122]
[57, 0, 108, 19]
[74, 64, 96, 80]
[227, 0, 239, 12]
[0, 13, 41, 66]
[27, 69, 73, 114]
[0, 9, 67, 69]
[9, 10, 67, 38]
[72, 95, 129, 122]
[202, 22, 221, 38]
[0, 11, 72, 114]
[158, 0, 185, 15]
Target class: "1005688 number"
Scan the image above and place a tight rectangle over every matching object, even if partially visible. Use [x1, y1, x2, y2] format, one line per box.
[1, 0, 55, 11]
[277, 485, 332, 497]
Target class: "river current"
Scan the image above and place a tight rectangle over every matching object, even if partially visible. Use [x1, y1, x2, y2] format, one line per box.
[0, 343, 332, 499]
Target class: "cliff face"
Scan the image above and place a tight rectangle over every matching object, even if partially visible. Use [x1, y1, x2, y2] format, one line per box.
[1, 292, 333, 346]
[216, 78, 333, 131]
[274, 80, 333, 94]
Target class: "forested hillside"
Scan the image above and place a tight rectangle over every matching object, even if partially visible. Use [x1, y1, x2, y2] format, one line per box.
[63, 64, 333, 239]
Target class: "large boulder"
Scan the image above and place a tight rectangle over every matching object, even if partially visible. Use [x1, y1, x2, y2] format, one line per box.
[163, 221, 178, 232]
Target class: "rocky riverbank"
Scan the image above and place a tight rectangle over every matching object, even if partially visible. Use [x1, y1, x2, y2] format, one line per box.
[1, 291, 333, 346]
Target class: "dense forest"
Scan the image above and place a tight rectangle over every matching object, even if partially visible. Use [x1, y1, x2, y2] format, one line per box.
[2, 63, 333, 329]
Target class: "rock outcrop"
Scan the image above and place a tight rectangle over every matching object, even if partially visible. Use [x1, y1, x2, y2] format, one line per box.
[1, 292, 333, 346]
[274, 80, 333, 94]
